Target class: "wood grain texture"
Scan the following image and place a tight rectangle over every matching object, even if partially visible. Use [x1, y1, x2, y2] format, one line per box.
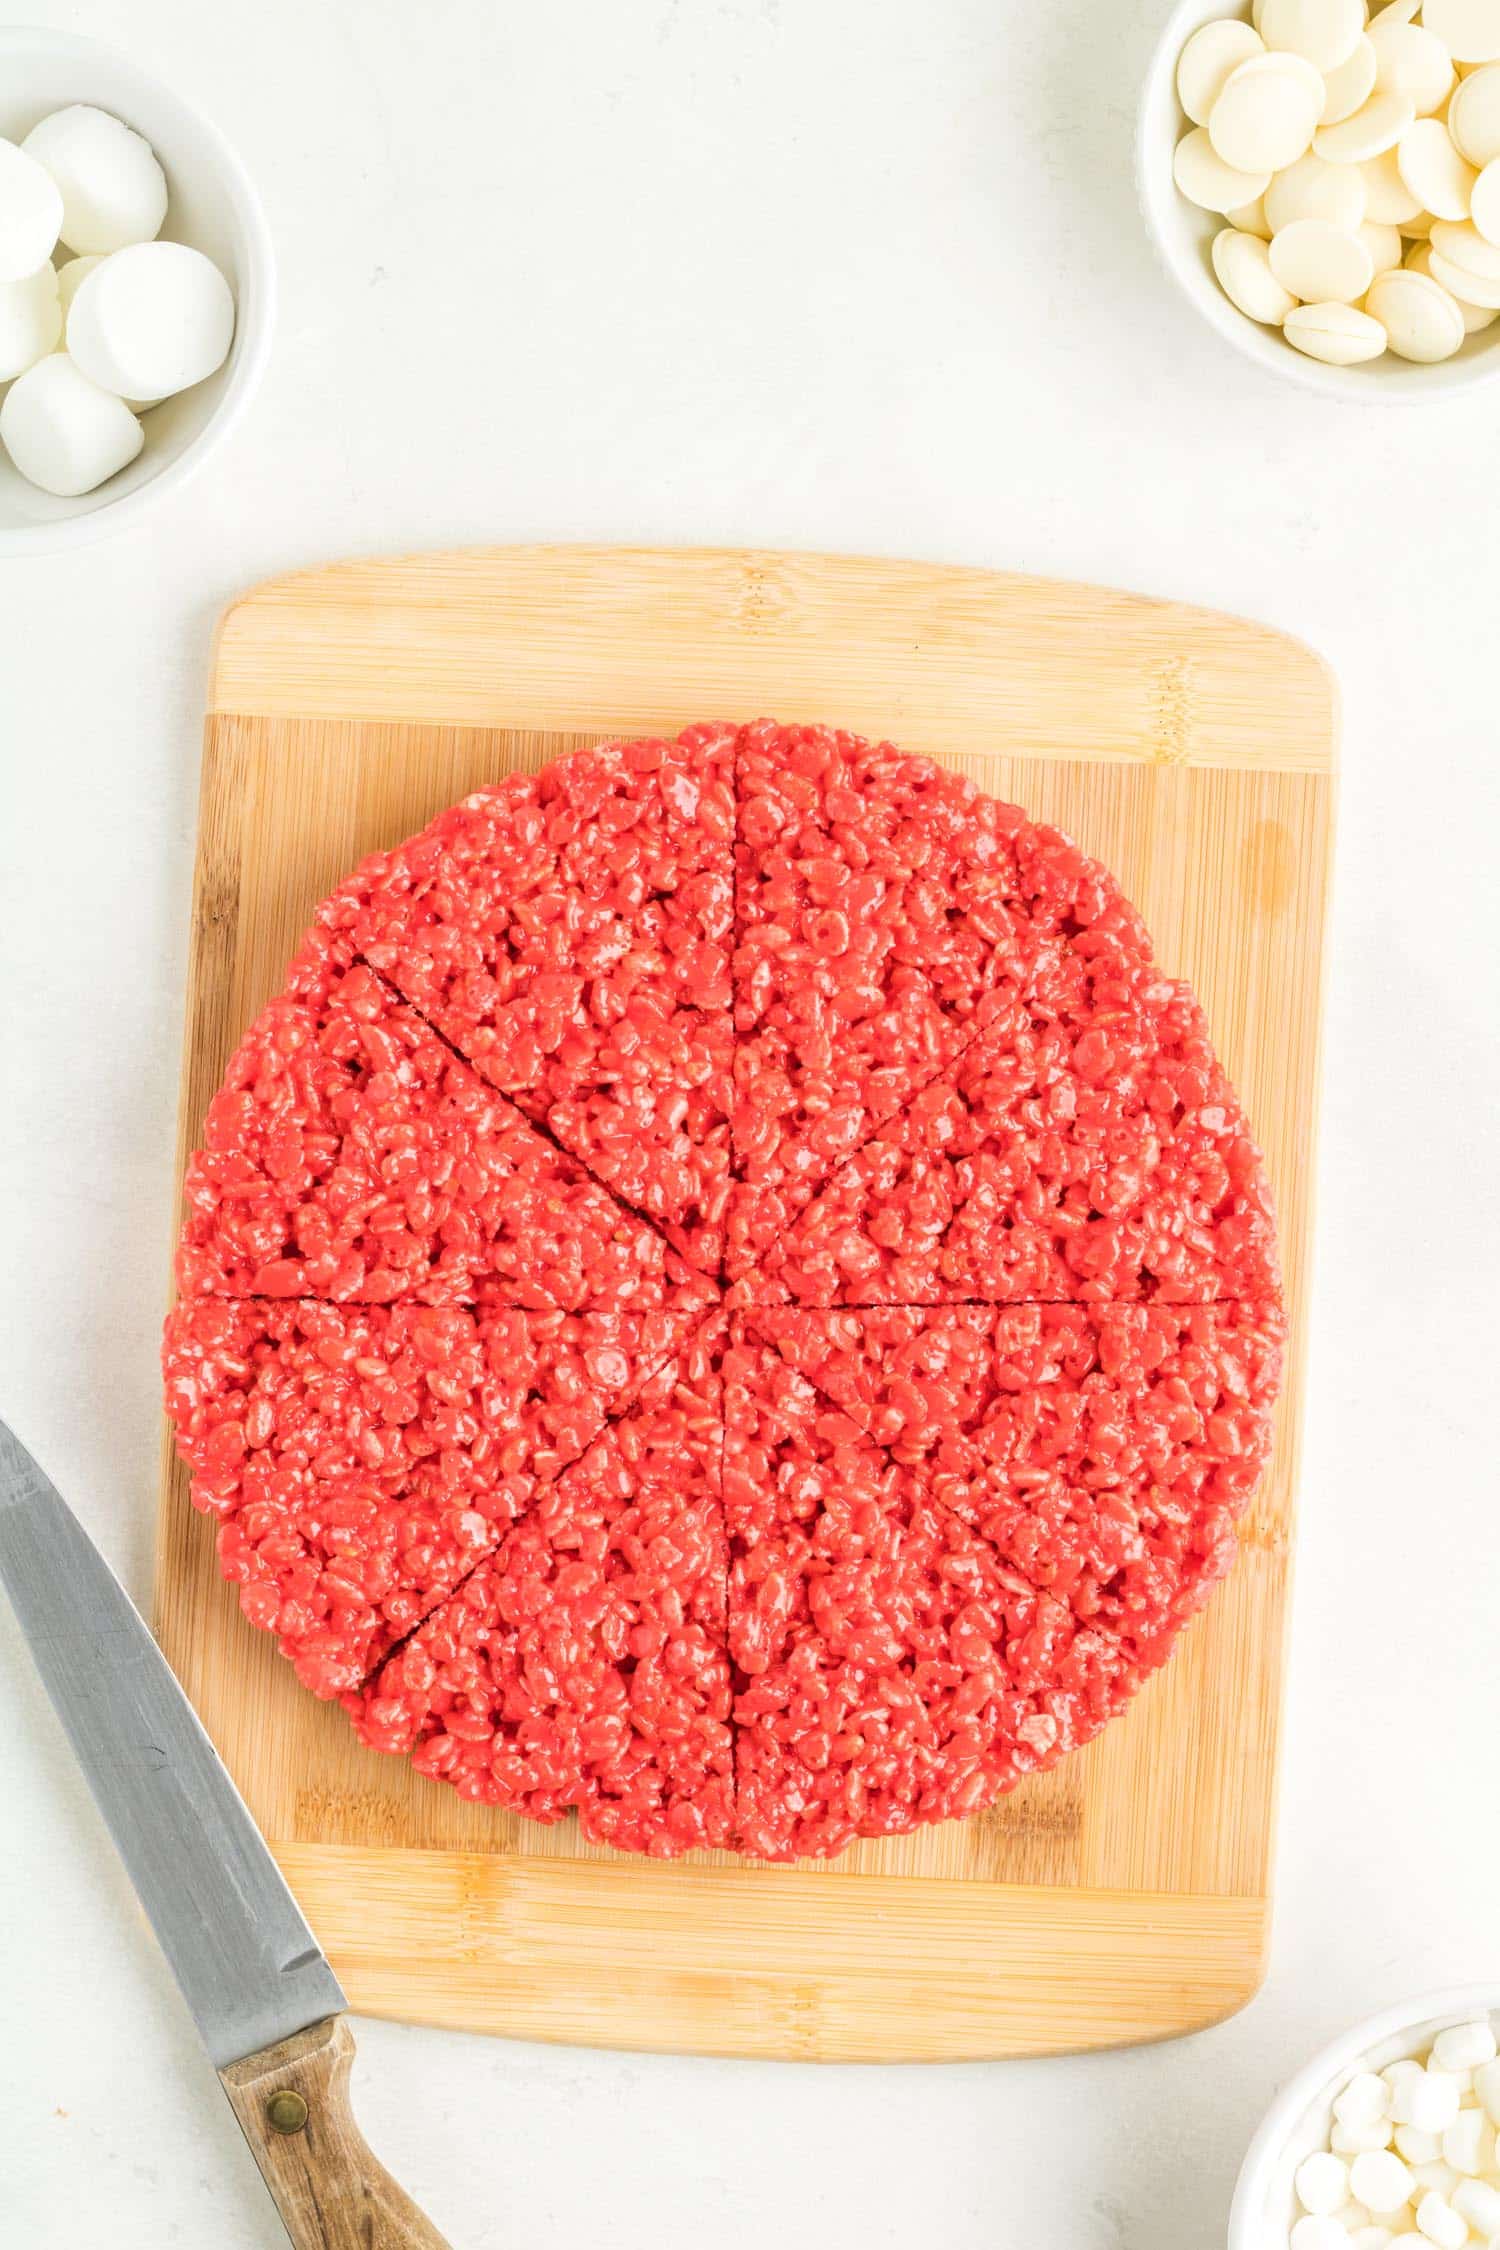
[210, 544, 1334, 773]
[220, 2017, 451, 2248]
[155, 546, 1336, 2061]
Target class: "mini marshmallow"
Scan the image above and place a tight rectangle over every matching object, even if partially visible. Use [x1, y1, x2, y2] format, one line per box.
[1394, 2126, 1442, 2165]
[1336, 2075, 1394, 2132]
[1292, 2220, 1350, 2250]
[21, 106, 166, 255]
[0, 352, 143, 496]
[1412, 2191, 1466, 2248]
[0, 136, 63, 281]
[1432, 2022, 1500, 2073]
[1351, 2149, 1417, 2215]
[67, 239, 233, 401]
[1298, 2152, 1352, 2214]
[1348, 2233, 1394, 2250]
[1407, 2073, 1462, 2135]
[56, 252, 104, 321]
[1440, 2109, 1488, 2174]
[1385, 2063, 1430, 2124]
[0, 262, 61, 381]
[1408, 2159, 1461, 2196]
[1473, 2056, 1500, 2122]
[1334, 2119, 1395, 2155]
[1452, 2178, 1500, 2235]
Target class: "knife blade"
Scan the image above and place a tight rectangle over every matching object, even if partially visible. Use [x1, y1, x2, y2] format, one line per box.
[0, 1414, 345, 2066]
[0, 1415, 451, 2250]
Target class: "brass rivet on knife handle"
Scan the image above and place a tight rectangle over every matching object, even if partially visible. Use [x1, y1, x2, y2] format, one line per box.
[220, 2016, 452, 2248]
[266, 2090, 309, 2135]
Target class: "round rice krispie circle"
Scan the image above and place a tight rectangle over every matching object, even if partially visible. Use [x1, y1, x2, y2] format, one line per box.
[162, 721, 1283, 1861]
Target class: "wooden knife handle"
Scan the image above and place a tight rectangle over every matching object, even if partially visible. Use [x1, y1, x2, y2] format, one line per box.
[220, 2016, 451, 2249]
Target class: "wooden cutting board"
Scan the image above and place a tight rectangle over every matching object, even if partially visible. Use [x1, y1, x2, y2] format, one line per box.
[154, 546, 1335, 2062]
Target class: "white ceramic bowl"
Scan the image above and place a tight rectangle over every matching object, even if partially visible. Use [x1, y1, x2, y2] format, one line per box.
[0, 26, 274, 552]
[1229, 1985, 1500, 2247]
[1137, 0, 1500, 402]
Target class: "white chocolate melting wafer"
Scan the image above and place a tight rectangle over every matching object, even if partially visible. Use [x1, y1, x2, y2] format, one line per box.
[1210, 51, 1327, 172]
[1212, 224, 1298, 318]
[1283, 298, 1388, 358]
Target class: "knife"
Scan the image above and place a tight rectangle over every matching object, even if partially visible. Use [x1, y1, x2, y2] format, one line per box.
[0, 1417, 452, 2250]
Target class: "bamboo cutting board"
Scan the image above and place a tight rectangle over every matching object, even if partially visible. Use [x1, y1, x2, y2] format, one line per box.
[155, 546, 1335, 2062]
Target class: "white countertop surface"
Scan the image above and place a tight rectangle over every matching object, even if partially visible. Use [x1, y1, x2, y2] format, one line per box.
[5, 2, 1499, 2243]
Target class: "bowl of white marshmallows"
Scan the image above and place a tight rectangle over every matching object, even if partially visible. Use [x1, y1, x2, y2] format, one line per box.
[1139, 0, 1500, 398]
[1230, 1990, 1500, 2249]
[0, 26, 273, 550]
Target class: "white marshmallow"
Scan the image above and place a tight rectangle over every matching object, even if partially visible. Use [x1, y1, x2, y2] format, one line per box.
[1336, 2118, 1396, 2155]
[54, 255, 159, 405]
[66, 240, 233, 402]
[0, 352, 142, 496]
[1300, 2152, 1354, 2214]
[1293, 2220, 1352, 2250]
[21, 106, 167, 256]
[1409, 2160, 1461, 2196]
[1452, 2178, 1500, 2234]
[1337, 2075, 1395, 2132]
[1408, 2073, 1463, 2135]
[0, 137, 63, 281]
[0, 261, 61, 381]
[1395, 2126, 1443, 2165]
[1351, 2149, 1417, 2214]
[1412, 2190, 1467, 2248]
[1441, 2108, 1488, 2174]
[1387, 2063, 1432, 2124]
[1472, 2056, 1500, 2122]
[56, 252, 104, 320]
[1347, 2233, 1394, 2250]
